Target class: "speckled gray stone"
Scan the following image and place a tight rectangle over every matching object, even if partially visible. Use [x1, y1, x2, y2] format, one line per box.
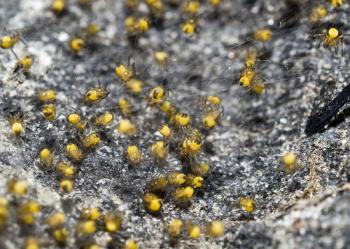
[0, 0, 350, 248]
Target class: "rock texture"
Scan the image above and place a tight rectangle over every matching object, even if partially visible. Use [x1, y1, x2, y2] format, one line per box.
[0, 0, 350, 248]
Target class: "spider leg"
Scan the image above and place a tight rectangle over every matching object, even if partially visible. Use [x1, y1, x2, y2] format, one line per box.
[317, 39, 322, 49]
[127, 56, 131, 67]
[334, 44, 338, 55]
[10, 48, 18, 59]
[19, 37, 27, 45]
[312, 34, 323, 38]
[132, 62, 136, 75]
[341, 39, 344, 57]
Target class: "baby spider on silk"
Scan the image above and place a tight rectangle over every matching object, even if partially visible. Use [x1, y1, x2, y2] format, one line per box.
[13, 55, 34, 83]
[316, 27, 350, 56]
[8, 113, 25, 136]
[238, 50, 267, 94]
[1, 30, 25, 58]
[85, 80, 110, 103]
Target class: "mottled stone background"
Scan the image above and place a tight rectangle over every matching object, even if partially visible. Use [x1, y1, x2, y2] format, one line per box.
[0, 0, 350, 248]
